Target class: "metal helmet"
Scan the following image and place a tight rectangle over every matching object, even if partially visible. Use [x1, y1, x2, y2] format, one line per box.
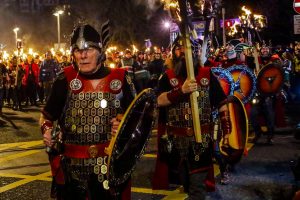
[171, 36, 202, 58]
[70, 24, 102, 52]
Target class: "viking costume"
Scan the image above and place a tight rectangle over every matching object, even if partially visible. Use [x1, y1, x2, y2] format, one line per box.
[41, 24, 135, 200]
[250, 46, 286, 144]
[152, 54, 231, 199]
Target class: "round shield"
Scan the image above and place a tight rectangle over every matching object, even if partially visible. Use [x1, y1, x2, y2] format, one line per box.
[106, 88, 157, 186]
[219, 95, 248, 165]
[256, 63, 284, 97]
[211, 67, 234, 96]
[227, 65, 257, 104]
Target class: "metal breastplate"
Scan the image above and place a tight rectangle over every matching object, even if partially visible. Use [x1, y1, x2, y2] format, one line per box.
[167, 85, 211, 127]
[63, 91, 122, 145]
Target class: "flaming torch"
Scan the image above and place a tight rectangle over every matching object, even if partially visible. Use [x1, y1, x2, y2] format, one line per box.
[239, 6, 267, 73]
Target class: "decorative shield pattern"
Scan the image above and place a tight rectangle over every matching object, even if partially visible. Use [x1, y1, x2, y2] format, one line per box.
[219, 95, 248, 164]
[227, 65, 257, 104]
[257, 63, 284, 97]
[105, 88, 157, 186]
[211, 67, 234, 96]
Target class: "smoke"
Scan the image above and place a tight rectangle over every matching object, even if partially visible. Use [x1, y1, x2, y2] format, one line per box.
[138, 0, 159, 10]
[134, 0, 162, 19]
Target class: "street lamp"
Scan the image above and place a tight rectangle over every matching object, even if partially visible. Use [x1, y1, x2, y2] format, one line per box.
[53, 10, 64, 49]
[163, 21, 172, 48]
[13, 27, 19, 46]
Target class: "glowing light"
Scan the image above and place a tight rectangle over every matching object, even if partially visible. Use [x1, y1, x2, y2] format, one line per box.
[53, 10, 64, 16]
[28, 48, 33, 55]
[161, 0, 181, 22]
[22, 54, 27, 60]
[242, 6, 251, 15]
[13, 27, 19, 34]
[50, 48, 55, 56]
[132, 45, 138, 54]
[228, 21, 240, 36]
[239, 6, 267, 32]
[164, 21, 171, 29]
[109, 63, 116, 68]
[65, 49, 70, 55]
[3, 51, 9, 60]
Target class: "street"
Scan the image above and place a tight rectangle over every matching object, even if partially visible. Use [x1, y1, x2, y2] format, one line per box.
[0, 102, 300, 200]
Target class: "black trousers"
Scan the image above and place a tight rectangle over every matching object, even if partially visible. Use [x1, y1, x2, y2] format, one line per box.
[57, 173, 129, 200]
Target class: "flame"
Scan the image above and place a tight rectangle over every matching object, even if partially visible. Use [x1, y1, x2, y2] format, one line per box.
[228, 21, 239, 36]
[242, 6, 251, 15]
[109, 63, 116, 68]
[161, 0, 181, 22]
[3, 51, 9, 60]
[28, 48, 33, 55]
[132, 45, 138, 53]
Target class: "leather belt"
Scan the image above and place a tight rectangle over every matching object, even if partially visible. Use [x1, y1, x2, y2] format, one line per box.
[167, 124, 212, 137]
[64, 142, 109, 159]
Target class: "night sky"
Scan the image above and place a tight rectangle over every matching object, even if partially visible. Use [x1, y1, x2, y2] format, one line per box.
[0, 0, 298, 53]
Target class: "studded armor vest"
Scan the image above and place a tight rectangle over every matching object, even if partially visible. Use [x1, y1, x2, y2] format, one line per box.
[166, 67, 212, 128]
[165, 67, 214, 170]
[63, 66, 125, 145]
[61, 66, 126, 186]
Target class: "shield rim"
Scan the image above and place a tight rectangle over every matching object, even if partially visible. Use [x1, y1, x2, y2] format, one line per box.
[106, 88, 157, 186]
[211, 67, 235, 96]
[220, 95, 248, 157]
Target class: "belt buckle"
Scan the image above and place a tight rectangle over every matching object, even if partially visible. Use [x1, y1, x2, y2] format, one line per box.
[186, 127, 193, 136]
[88, 145, 98, 158]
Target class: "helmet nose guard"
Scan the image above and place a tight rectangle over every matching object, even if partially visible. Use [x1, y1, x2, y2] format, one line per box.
[70, 24, 102, 52]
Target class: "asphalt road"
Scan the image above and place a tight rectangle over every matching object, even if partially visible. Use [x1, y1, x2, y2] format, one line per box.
[0, 102, 300, 200]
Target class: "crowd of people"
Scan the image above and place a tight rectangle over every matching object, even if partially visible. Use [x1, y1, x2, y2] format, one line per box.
[0, 23, 300, 199]
[0, 38, 299, 116]
[0, 52, 63, 114]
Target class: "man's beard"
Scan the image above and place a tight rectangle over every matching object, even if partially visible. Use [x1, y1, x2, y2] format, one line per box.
[174, 55, 199, 78]
[261, 56, 270, 63]
[174, 57, 187, 78]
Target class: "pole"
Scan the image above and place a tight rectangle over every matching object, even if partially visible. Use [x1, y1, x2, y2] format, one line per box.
[15, 32, 18, 46]
[169, 27, 172, 49]
[178, 0, 202, 143]
[222, 8, 226, 47]
[57, 14, 61, 49]
[54, 10, 63, 49]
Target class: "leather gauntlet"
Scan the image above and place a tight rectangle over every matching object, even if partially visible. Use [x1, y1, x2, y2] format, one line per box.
[41, 120, 53, 135]
[167, 87, 185, 104]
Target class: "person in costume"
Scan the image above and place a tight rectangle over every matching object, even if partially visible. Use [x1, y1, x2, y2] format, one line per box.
[152, 38, 232, 199]
[221, 42, 244, 69]
[250, 45, 284, 145]
[40, 24, 136, 200]
[22, 55, 40, 106]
